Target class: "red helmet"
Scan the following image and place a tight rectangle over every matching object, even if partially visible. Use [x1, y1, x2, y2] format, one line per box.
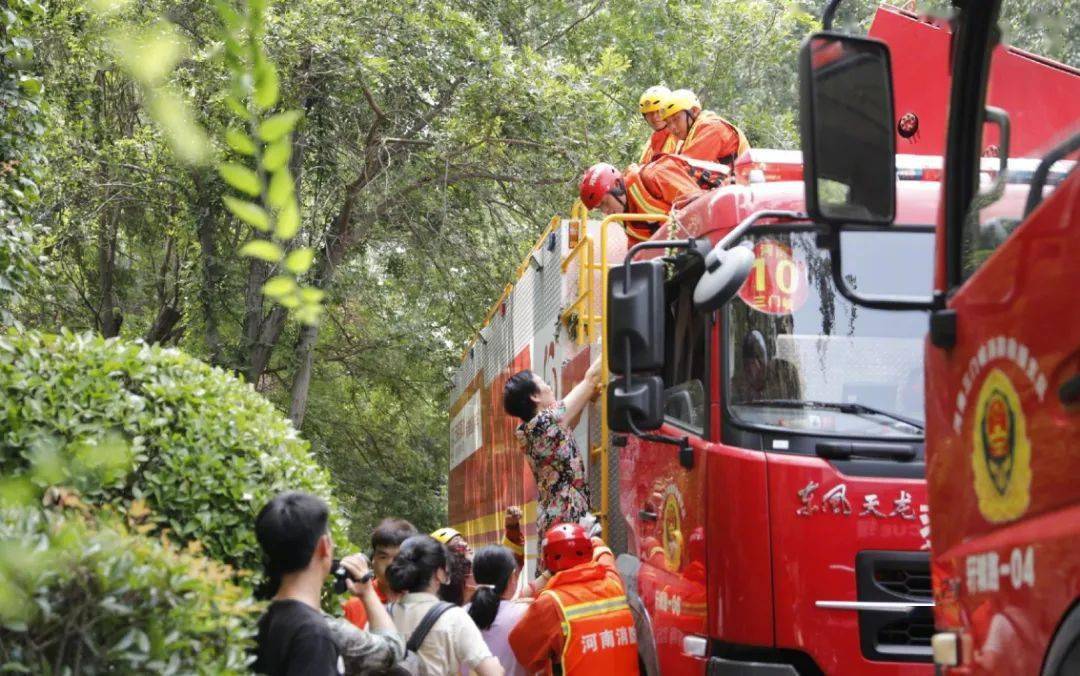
[578, 163, 622, 209]
[543, 523, 594, 572]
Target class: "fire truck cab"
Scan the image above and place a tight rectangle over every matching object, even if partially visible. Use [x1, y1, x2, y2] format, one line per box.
[787, 1, 1080, 674]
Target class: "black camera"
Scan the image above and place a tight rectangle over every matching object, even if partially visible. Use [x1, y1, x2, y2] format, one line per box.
[331, 556, 375, 594]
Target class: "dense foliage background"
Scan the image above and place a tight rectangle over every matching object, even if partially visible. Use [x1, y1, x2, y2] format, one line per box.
[3, 0, 1076, 548]
[0, 0, 1074, 670]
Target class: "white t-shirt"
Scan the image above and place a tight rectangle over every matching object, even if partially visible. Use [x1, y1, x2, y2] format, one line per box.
[390, 592, 493, 674]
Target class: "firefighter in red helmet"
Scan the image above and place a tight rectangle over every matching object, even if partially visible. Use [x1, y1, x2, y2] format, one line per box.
[578, 157, 702, 241]
[509, 523, 640, 675]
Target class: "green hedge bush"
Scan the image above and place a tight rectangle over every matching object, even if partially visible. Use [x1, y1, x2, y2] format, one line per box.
[0, 330, 349, 578]
[0, 506, 258, 673]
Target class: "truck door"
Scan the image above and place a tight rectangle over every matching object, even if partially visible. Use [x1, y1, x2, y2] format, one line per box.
[621, 263, 711, 675]
[927, 33, 1080, 671]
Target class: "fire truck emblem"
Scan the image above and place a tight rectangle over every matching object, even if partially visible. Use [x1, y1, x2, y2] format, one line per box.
[971, 369, 1031, 523]
[661, 490, 684, 572]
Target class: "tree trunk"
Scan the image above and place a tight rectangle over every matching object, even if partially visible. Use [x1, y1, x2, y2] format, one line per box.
[288, 322, 319, 426]
[193, 170, 225, 364]
[144, 305, 182, 344]
[97, 207, 122, 337]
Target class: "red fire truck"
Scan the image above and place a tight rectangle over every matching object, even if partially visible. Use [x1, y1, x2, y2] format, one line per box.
[784, 1, 1080, 675]
[447, 3, 1076, 675]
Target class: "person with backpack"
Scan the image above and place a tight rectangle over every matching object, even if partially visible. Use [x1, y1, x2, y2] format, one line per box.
[464, 546, 529, 676]
[387, 535, 504, 676]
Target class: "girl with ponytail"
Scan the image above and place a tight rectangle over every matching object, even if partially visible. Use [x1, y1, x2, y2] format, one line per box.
[464, 546, 529, 676]
[386, 536, 504, 676]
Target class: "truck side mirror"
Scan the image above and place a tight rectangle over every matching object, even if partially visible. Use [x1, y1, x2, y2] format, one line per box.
[693, 245, 755, 312]
[608, 375, 664, 433]
[607, 258, 665, 432]
[799, 32, 896, 225]
[607, 260, 665, 374]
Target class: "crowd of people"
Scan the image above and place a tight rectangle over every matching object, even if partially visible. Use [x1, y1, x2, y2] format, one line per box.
[251, 85, 745, 675]
[251, 494, 634, 676]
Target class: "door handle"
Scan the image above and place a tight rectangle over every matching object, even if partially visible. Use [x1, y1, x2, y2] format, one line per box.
[1060, 374, 1080, 407]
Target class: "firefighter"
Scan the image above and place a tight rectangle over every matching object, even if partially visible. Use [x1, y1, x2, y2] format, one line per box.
[508, 523, 639, 675]
[578, 157, 702, 241]
[638, 85, 677, 164]
[660, 88, 750, 170]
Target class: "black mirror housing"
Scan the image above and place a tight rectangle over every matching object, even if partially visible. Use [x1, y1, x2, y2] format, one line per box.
[608, 260, 665, 374]
[608, 375, 665, 433]
[799, 32, 897, 225]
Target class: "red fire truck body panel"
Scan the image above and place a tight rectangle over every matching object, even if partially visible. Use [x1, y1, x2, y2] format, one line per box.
[869, 6, 1080, 158]
[927, 169, 1080, 674]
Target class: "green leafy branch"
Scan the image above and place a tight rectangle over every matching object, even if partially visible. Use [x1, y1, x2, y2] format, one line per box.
[90, 0, 322, 325]
[218, 0, 322, 326]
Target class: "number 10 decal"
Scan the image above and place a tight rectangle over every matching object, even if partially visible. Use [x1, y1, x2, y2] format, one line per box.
[738, 239, 810, 316]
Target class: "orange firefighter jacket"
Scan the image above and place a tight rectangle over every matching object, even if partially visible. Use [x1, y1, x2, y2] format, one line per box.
[509, 547, 640, 676]
[639, 128, 678, 164]
[677, 110, 750, 167]
[622, 155, 703, 241]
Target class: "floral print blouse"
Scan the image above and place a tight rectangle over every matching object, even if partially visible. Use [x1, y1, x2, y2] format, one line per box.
[516, 401, 591, 550]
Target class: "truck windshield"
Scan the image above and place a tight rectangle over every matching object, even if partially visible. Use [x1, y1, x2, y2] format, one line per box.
[725, 226, 933, 438]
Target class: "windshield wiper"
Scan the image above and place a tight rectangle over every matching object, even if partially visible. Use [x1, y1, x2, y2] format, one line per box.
[739, 399, 925, 432]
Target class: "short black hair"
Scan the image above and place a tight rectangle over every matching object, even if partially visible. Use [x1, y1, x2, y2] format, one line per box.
[371, 517, 418, 551]
[387, 535, 448, 594]
[254, 491, 329, 597]
[503, 370, 539, 421]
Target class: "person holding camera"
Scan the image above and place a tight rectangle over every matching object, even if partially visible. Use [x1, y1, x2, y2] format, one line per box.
[253, 491, 404, 676]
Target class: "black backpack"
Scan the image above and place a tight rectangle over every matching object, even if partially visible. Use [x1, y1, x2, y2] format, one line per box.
[384, 602, 455, 676]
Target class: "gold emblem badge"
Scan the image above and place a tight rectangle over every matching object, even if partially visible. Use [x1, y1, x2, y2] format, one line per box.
[661, 493, 683, 572]
[971, 369, 1031, 523]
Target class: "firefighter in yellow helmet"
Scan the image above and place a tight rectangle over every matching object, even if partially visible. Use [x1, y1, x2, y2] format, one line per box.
[638, 85, 678, 164]
[661, 88, 750, 170]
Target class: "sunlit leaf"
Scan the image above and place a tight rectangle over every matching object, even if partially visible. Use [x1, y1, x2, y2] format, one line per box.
[299, 287, 325, 304]
[225, 128, 256, 156]
[262, 275, 297, 299]
[214, 0, 243, 30]
[274, 202, 299, 239]
[283, 247, 314, 274]
[258, 110, 302, 142]
[239, 240, 284, 263]
[218, 162, 261, 197]
[254, 62, 279, 110]
[225, 96, 252, 120]
[223, 196, 270, 231]
[261, 138, 292, 172]
[148, 93, 210, 165]
[267, 169, 293, 210]
[293, 303, 322, 326]
[89, 0, 133, 13]
[110, 22, 186, 86]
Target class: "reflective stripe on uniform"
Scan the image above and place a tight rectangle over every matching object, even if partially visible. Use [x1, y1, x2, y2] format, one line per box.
[540, 589, 574, 663]
[627, 181, 667, 215]
[560, 596, 630, 621]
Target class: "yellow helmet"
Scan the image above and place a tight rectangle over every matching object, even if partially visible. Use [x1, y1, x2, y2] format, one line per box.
[660, 88, 701, 120]
[431, 527, 461, 544]
[638, 85, 671, 114]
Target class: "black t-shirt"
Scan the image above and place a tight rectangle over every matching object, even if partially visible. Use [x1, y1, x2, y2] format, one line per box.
[254, 600, 342, 676]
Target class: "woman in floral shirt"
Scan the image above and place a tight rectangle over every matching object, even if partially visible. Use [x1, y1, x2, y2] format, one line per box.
[503, 357, 602, 571]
